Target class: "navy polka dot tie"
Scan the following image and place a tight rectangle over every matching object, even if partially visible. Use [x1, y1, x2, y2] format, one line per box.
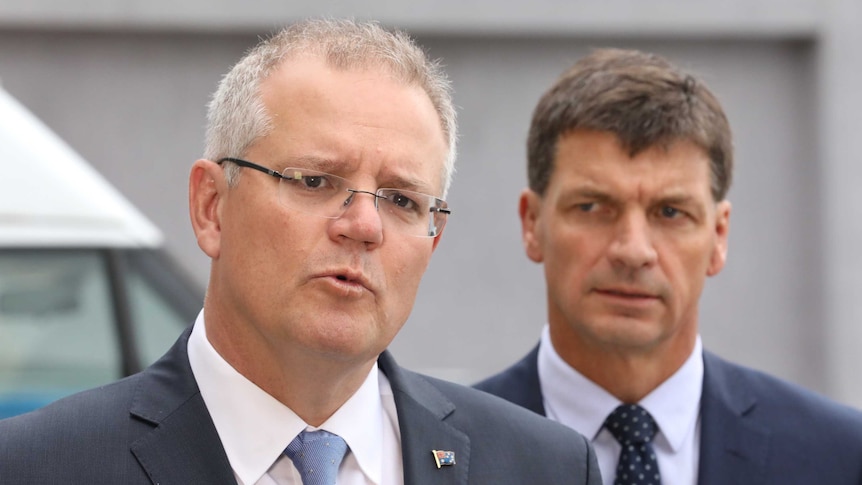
[284, 430, 348, 485]
[604, 404, 662, 485]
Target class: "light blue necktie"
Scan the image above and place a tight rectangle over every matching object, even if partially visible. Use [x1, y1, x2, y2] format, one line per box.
[284, 429, 349, 485]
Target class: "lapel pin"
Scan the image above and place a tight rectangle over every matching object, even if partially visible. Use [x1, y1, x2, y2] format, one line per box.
[432, 450, 456, 468]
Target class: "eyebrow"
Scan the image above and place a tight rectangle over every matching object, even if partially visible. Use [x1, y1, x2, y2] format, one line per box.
[284, 155, 343, 173]
[284, 155, 437, 195]
[657, 194, 701, 207]
[560, 186, 707, 210]
[559, 187, 617, 205]
[381, 173, 436, 195]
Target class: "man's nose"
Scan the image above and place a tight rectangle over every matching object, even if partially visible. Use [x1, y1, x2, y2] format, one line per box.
[606, 212, 658, 269]
[329, 189, 385, 246]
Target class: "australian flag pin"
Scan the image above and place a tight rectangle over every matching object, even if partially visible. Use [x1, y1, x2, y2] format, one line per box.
[432, 450, 456, 468]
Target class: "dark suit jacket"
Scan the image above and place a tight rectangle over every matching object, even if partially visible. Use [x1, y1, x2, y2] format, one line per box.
[0, 329, 601, 484]
[474, 346, 862, 484]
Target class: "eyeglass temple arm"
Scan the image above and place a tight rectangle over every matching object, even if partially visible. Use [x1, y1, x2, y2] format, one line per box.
[216, 157, 286, 179]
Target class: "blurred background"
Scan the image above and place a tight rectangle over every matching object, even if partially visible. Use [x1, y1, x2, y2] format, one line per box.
[2, 0, 861, 408]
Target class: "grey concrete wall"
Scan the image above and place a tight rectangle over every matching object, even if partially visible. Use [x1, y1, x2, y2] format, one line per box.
[2, 0, 861, 407]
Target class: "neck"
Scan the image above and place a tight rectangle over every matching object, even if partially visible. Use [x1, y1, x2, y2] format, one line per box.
[549, 324, 697, 403]
[203, 307, 375, 427]
[244, 349, 375, 427]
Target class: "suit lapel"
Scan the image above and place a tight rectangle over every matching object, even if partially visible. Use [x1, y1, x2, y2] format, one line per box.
[379, 351, 470, 485]
[697, 351, 770, 485]
[129, 328, 236, 484]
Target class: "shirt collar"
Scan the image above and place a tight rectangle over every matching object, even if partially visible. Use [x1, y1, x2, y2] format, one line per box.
[187, 311, 384, 484]
[318, 363, 384, 484]
[538, 324, 703, 451]
[639, 336, 703, 451]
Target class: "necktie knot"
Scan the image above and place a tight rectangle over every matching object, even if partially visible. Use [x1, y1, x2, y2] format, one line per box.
[285, 430, 348, 485]
[604, 403, 658, 445]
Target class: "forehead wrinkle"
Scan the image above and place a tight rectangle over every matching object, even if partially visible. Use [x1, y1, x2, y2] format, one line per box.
[282, 155, 348, 173]
[281, 153, 438, 195]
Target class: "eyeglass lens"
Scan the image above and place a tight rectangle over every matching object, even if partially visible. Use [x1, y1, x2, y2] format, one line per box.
[279, 167, 448, 237]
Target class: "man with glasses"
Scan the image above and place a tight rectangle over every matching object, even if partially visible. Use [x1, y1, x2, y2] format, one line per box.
[0, 19, 600, 484]
[475, 48, 862, 485]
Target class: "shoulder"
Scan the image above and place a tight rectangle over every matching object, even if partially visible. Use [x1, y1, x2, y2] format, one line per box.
[400, 365, 593, 457]
[0, 373, 140, 434]
[436, 373, 573, 434]
[386, 351, 601, 483]
[703, 351, 862, 440]
[0, 330, 196, 454]
[472, 345, 544, 413]
[414, 372, 599, 483]
[473, 345, 538, 393]
[0, 374, 150, 480]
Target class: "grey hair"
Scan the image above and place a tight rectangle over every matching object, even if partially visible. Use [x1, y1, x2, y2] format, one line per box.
[204, 18, 457, 197]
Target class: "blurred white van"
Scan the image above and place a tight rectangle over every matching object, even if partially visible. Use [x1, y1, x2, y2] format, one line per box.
[0, 86, 202, 418]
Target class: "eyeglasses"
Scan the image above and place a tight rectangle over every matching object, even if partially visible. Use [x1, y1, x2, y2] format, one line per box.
[217, 157, 451, 238]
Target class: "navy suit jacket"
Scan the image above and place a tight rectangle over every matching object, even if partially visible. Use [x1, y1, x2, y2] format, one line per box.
[0, 330, 601, 484]
[475, 345, 862, 484]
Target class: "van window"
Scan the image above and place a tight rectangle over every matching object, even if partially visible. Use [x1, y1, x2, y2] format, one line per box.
[0, 248, 201, 418]
[125, 251, 196, 365]
[0, 249, 120, 415]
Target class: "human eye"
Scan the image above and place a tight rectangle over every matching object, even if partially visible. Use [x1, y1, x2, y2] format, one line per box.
[569, 200, 606, 215]
[382, 190, 429, 216]
[301, 174, 327, 189]
[285, 169, 339, 193]
[565, 198, 617, 223]
[655, 204, 694, 225]
[659, 206, 681, 218]
[388, 192, 419, 211]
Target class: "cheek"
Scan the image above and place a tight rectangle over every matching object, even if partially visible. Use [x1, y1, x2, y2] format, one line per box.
[545, 229, 595, 277]
[385, 243, 434, 300]
[662, 239, 714, 297]
[225, 208, 317, 289]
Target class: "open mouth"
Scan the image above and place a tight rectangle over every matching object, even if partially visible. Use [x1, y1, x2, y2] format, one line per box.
[318, 270, 373, 295]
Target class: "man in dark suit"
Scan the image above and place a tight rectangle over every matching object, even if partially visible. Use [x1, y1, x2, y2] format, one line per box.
[0, 19, 600, 484]
[475, 48, 862, 484]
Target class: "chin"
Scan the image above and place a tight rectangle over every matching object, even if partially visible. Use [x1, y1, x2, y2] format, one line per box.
[586, 317, 665, 348]
[308, 326, 387, 359]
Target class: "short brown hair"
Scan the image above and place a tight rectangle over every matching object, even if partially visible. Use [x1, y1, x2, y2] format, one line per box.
[527, 48, 733, 201]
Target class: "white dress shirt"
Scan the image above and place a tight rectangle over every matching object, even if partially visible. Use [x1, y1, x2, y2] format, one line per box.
[187, 311, 404, 485]
[538, 325, 703, 485]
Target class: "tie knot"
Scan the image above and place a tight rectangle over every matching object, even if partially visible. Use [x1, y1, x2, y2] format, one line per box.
[604, 404, 658, 446]
[285, 430, 348, 485]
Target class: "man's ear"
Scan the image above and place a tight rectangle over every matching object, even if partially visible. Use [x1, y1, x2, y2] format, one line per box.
[520, 188, 545, 263]
[707, 200, 731, 277]
[189, 159, 226, 259]
[431, 226, 445, 251]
